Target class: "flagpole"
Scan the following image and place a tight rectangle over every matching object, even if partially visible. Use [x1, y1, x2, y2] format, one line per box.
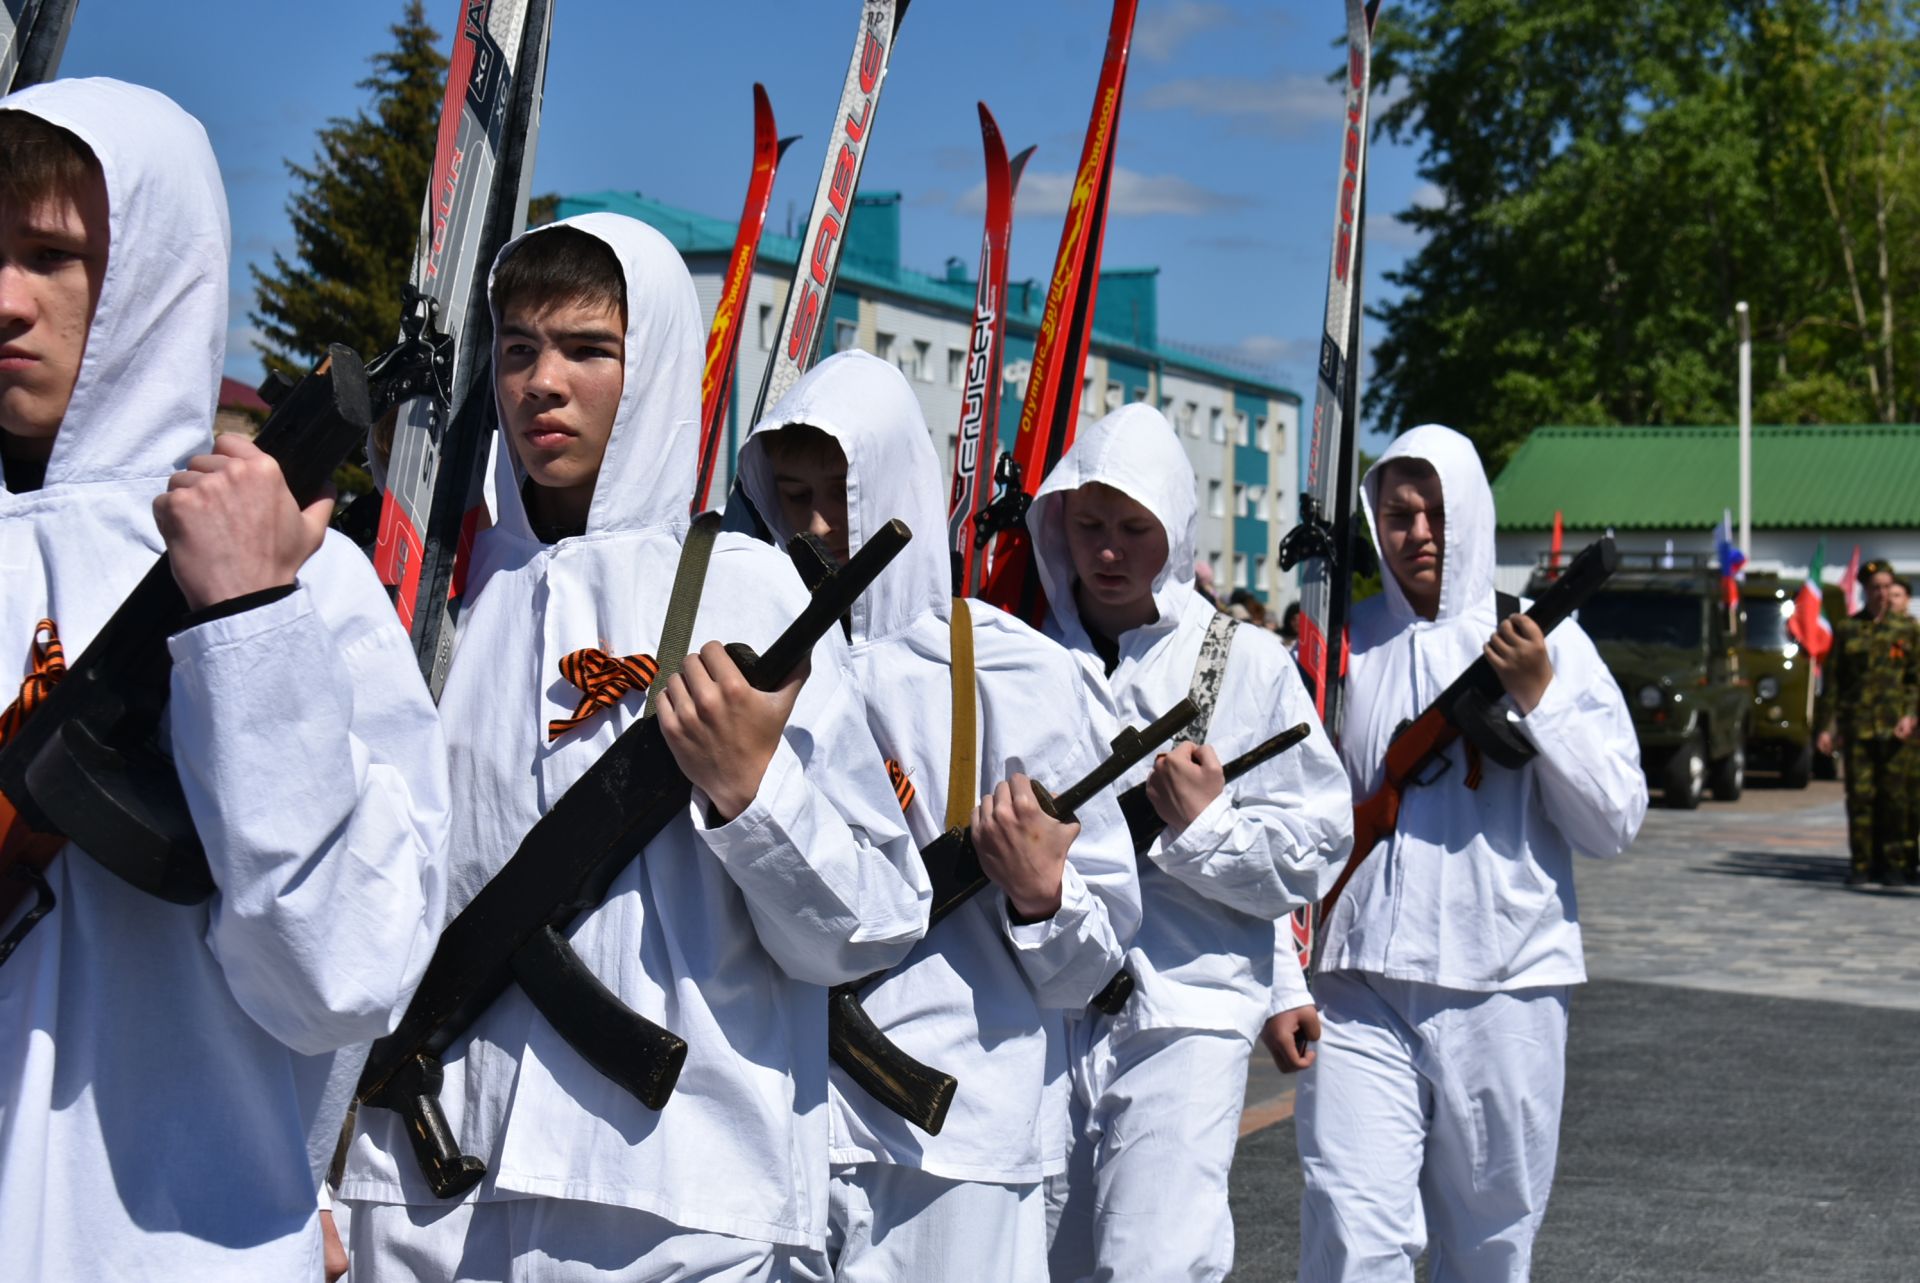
[1736, 302, 1751, 557]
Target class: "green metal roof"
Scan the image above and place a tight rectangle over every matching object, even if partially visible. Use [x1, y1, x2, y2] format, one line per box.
[1491, 424, 1920, 531]
[552, 189, 1299, 403]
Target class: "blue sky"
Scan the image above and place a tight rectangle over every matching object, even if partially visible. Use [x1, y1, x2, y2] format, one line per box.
[52, 0, 1428, 443]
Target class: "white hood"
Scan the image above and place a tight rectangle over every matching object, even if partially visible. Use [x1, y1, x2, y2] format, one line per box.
[1360, 423, 1498, 622]
[486, 211, 702, 543]
[736, 349, 948, 646]
[1027, 402, 1197, 647]
[0, 78, 226, 493]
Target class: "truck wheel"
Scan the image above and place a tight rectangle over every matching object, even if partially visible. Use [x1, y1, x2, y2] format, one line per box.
[1664, 732, 1706, 809]
[1710, 741, 1745, 802]
[1782, 742, 1813, 790]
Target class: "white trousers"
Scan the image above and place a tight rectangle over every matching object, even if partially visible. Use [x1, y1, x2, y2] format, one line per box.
[1295, 972, 1570, 1283]
[1045, 1020, 1250, 1283]
[341, 1197, 795, 1282]
[789, 1163, 1046, 1283]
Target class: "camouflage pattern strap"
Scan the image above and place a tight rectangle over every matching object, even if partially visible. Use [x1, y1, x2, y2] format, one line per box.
[1179, 611, 1238, 748]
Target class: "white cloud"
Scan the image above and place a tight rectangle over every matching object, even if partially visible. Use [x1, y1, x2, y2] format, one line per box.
[955, 164, 1249, 218]
[1227, 334, 1319, 369]
[1134, 1, 1237, 62]
[1365, 183, 1448, 251]
[1140, 73, 1409, 140]
[1411, 181, 1446, 210]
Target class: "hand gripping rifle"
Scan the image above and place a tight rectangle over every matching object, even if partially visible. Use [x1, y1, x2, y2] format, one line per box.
[354, 520, 914, 1199]
[1311, 535, 1620, 955]
[0, 342, 428, 915]
[827, 697, 1197, 1135]
[1084, 720, 1315, 1015]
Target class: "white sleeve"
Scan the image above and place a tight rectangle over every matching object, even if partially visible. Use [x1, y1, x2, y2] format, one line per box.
[1152, 657, 1354, 915]
[698, 631, 929, 986]
[167, 543, 451, 1057]
[1517, 622, 1648, 859]
[1001, 766, 1141, 1010]
[1267, 918, 1313, 1015]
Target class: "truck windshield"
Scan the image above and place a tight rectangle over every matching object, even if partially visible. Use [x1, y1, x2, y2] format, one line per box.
[1577, 591, 1702, 648]
[1745, 599, 1795, 648]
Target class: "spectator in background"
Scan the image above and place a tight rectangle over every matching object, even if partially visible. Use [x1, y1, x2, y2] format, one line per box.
[1816, 560, 1920, 887]
[1280, 602, 1301, 648]
[1194, 558, 1219, 607]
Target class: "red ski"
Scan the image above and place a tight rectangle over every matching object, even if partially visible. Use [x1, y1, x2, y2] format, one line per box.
[947, 102, 1034, 597]
[975, 0, 1137, 625]
[694, 83, 798, 514]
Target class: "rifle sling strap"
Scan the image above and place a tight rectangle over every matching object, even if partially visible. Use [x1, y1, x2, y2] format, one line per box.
[945, 598, 978, 831]
[1178, 611, 1239, 747]
[642, 514, 722, 720]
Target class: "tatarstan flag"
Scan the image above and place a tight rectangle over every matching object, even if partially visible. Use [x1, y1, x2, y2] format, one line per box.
[1790, 539, 1833, 667]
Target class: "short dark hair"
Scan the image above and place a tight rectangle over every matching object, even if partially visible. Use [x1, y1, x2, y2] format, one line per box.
[1896, 578, 1913, 595]
[759, 422, 844, 470]
[0, 110, 100, 221]
[491, 225, 627, 329]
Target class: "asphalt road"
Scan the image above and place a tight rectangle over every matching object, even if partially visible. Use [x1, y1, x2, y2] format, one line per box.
[1226, 781, 1920, 1282]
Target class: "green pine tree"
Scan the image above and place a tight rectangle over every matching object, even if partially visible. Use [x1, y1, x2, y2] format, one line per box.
[250, 2, 446, 380]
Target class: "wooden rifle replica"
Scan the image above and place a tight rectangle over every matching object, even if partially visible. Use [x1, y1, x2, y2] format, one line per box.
[354, 519, 914, 1200]
[827, 697, 1196, 1135]
[1084, 721, 1315, 1015]
[0, 335, 442, 943]
[1311, 536, 1620, 958]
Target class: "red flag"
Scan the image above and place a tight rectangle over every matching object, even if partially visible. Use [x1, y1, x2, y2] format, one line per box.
[1550, 510, 1564, 570]
[1789, 539, 1832, 668]
[1840, 544, 1863, 616]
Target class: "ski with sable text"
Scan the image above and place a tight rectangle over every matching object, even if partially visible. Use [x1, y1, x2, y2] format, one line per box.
[1277, 0, 1382, 972]
[372, 0, 553, 697]
[975, 0, 1137, 626]
[694, 83, 799, 514]
[947, 102, 1034, 598]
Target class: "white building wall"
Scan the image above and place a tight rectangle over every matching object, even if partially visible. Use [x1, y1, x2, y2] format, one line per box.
[1158, 368, 1235, 589]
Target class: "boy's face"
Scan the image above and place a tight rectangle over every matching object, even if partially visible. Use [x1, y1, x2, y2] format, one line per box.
[1891, 582, 1910, 615]
[1375, 459, 1445, 617]
[1866, 569, 1895, 619]
[1062, 482, 1167, 617]
[495, 295, 625, 509]
[0, 167, 110, 453]
[768, 429, 851, 564]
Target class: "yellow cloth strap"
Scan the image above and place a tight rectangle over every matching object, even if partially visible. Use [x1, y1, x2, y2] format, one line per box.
[946, 598, 978, 831]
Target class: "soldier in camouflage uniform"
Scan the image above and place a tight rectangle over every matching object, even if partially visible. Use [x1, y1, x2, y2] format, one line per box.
[1816, 561, 1920, 886]
[1893, 578, 1920, 884]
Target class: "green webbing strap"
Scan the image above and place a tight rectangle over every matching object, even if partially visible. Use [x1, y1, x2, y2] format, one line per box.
[642, 512, 722, 719]
[946, 598, 978, 831]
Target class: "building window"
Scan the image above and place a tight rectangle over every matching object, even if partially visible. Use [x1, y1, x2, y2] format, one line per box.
[1105, 381, 1123, 412]
[947, 347, 965, 388]
[1255, 416, 1269, 450]
[1208, 552, 1222, 583]
[1253, 554, 1267, 588]
[758, 303, 774, 350]
[835, 319, 858, 354]
[1208, 480, 1223, 517]
[1235, 411, 1250, 447]
[1179, 401, 1198, 437]
[1235, 552, 1251, 589]
[1160, 395, 1176, 415]
[903, 339, 930, 381]
[1082, 376, 1100, 415]
[1272, 420, 1285, 453]
[1210, 407, 1226, 443]
[947, 431, 958, 464]
[1233, 482, 1248, 517]
[1134, 385, 1151, 402]
[875, 331, 895, 363]
[1247, 485, 1265, 519]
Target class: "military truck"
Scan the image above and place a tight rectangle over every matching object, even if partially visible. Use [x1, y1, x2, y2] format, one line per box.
[1738, 573, 1816, 788]
[1529, 552, 1748, 808]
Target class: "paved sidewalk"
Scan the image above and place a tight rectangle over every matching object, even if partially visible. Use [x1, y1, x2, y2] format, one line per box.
[1226, 782, 1920, 1281]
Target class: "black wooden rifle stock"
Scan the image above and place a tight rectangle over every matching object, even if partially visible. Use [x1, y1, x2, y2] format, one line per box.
[0, 346, 382, 909]
[1314, 536, 1620, 951]
[1085, 720, 1317, 1016]
[827, 697, 1198, 1136]
[355, 519, 914, 1200]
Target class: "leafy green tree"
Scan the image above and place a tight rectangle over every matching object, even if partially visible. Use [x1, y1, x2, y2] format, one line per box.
[1364, 0, 1920, 462]
[250, 2, 446, 379]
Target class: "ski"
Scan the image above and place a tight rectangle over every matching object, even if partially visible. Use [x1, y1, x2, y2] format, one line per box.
[694, 84, 799, 515]
[947, 102, 1033, 597]
[0, 0, 77, 93]
[1277, 0, 1382, 972]
[748, 0, 910, 424]
[372, 0, 553, 697]
[975, 0, 1137, 625]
